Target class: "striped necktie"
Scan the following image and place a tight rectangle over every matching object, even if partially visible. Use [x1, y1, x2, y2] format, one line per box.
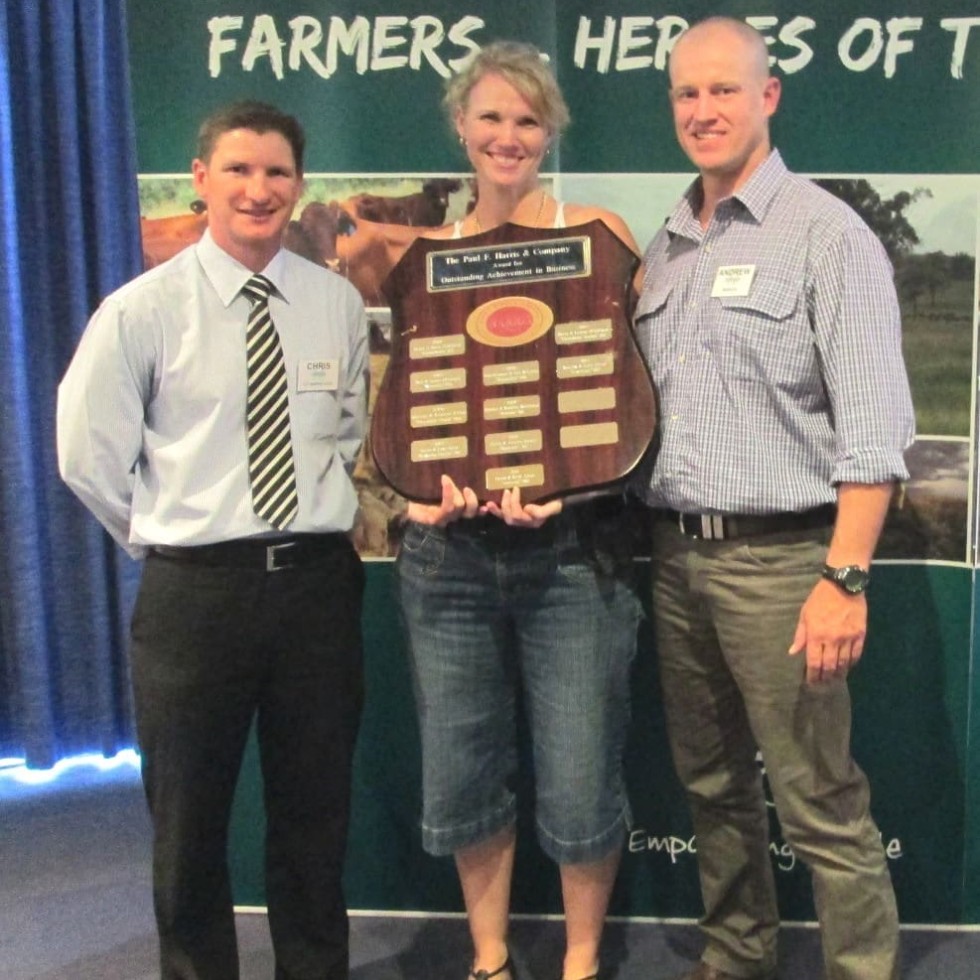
[242, 274, 298, 530]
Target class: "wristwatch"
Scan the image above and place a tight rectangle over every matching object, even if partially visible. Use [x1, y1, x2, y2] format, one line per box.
[821, 564, 870, 595]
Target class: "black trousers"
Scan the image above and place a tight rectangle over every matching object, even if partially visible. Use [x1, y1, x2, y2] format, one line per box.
[130, 538, 364, 980]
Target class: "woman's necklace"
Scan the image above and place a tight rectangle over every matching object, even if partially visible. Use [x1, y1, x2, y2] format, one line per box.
[473, 189, 546, 233]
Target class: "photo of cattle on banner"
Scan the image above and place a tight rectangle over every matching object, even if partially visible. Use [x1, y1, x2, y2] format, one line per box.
[139, 176, 479, 557]
[141, 177, 465, 305]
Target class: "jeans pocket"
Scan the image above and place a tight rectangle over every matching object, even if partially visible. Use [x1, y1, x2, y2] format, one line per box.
[399, 520, 447, 576]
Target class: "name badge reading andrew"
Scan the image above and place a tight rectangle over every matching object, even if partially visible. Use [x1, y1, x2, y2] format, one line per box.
[298, 359, 339, 392]
[711, 264, 756, 298]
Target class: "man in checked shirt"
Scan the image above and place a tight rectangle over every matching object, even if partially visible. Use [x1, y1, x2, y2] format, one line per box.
[634, 17, 914, 980]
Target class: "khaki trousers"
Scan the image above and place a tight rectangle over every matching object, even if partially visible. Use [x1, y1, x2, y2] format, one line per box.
[650, 520, 900, 980]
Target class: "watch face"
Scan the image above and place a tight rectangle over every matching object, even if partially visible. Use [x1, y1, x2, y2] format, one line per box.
[823, 564, 869, 593]
[840, 566, 870, 593]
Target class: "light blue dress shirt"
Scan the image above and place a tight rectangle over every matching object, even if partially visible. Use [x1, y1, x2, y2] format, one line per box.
[635, 150, 914, 515]
[57, 230, 369, 557]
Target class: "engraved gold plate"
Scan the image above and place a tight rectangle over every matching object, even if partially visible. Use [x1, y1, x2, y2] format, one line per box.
[410, 334, 466, 360]
[557, 387, 616, 414]
[554, 319, 614, 345]
[559, 422, 620, 448]
[427, 236, 592, 292]
[467, 296, 554, 348]
[556, 353, 614, 379]
[410, 402, 468, 428]
[485, 429, 543, 456]
[485, 464, 546, 490]
[410, 436, 469, 462]
[409, 367, 467, 393]
[483, 360, 541, 386]
[484, 395, 541, 420]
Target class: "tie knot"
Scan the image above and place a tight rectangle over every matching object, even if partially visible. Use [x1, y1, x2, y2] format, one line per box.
[242, 274, 274, 305]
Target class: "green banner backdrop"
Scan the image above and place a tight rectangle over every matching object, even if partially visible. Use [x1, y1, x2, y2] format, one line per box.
[132, 0, 980, 174]
[128, 0, 980, 924]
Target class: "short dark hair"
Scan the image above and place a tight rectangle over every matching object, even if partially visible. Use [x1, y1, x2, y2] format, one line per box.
[196, 101, 306, 173]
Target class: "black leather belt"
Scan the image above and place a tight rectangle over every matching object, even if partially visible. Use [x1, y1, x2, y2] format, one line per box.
[447, 494, 627, 546]
[151, 534, 348, 571]
[450, 513, 559, 546]
[655, 505, 836, 541]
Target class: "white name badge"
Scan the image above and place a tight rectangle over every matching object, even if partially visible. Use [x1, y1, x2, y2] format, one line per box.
[711, 264, 756, 298]
[298, 359, 339, 392]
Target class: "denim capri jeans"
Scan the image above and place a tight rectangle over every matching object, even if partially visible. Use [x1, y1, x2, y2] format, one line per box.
[394, 504, 640, 865]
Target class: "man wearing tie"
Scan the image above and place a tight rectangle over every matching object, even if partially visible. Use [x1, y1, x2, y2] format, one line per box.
[57, 101, 369, 980]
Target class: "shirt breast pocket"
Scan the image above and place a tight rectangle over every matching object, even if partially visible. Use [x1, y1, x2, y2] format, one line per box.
[716, 275, 814, 385]
[293, 389, 342, 440]
[635, 281, 678, 372]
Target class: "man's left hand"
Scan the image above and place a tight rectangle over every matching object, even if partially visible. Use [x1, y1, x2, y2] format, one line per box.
[789, 579, 867, 684]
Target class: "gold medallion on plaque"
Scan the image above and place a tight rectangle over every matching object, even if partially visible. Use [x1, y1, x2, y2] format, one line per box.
[466, 296, 554, 348]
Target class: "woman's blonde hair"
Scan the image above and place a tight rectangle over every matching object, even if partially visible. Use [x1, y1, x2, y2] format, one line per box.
[444, 40, 570, 137]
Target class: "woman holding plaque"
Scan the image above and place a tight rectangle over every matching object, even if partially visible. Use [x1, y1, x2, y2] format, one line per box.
[394, 41, 644, 980]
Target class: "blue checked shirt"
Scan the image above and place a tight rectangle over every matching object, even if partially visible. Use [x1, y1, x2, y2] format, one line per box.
[635, 150, 914, 515]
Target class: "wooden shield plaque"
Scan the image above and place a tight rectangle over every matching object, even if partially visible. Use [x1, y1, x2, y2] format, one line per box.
[371, 220, 657, 503]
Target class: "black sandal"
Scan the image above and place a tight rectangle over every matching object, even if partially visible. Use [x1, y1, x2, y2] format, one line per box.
[469, 954, 515, 980]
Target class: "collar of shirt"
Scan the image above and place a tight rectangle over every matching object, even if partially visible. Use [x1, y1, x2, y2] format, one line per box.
[666, 149, 788, 242]
[195, 229, 290, 307]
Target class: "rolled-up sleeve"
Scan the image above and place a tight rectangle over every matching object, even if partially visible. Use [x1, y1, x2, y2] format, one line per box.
[810, 224, 915, 486]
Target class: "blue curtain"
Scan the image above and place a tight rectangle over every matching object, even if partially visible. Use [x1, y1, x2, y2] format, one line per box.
[0, 0, 142, 766]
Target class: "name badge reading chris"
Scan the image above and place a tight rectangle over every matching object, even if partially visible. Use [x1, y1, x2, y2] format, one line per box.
[711, 264, 756, 298]
[298, 359, 339, 392]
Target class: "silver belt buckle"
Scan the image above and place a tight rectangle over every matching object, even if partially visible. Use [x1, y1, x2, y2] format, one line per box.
[701, 514, 725, 541]
[266, 540, 297, 571]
